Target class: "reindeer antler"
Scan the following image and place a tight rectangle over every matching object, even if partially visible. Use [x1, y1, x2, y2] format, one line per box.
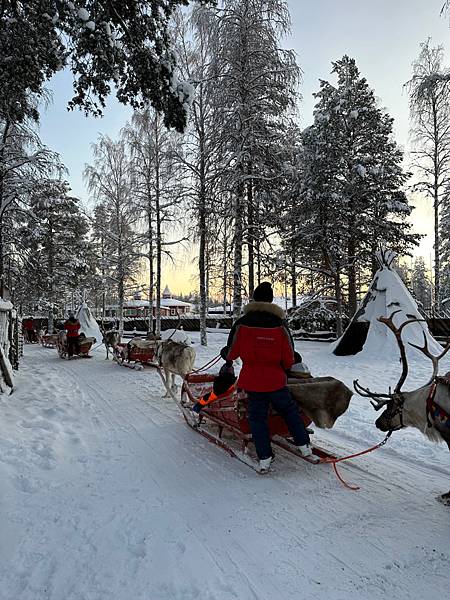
[378, 311, 427, 393]
[409, 331, 450, 384]
[353, 379, 392, 410]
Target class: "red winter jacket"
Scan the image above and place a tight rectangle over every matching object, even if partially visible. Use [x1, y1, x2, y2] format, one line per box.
[64, 319, 81, 338]
[226, 302, 294, 392]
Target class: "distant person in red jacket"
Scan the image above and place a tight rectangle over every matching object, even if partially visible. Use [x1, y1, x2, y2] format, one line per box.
[22, 317, 37, 343]
[221, 282, 315, 472]
[64, 314, 81, 358]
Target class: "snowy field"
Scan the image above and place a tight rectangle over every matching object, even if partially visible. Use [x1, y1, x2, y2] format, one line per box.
[1, 333, 449, 600]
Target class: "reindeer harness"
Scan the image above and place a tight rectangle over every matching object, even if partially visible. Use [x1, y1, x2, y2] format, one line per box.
[426, 378, 450, 429]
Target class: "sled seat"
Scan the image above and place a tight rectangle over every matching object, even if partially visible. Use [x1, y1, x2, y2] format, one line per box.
[183, 373, 312, 436]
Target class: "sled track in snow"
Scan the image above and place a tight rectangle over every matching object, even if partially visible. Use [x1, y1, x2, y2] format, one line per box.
[1, 345, 449, 600]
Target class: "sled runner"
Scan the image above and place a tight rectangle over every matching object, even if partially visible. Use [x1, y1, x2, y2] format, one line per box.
[179, 372, 339, 473]
[113, 338, 158, 370]
[56, 332, 95, 359]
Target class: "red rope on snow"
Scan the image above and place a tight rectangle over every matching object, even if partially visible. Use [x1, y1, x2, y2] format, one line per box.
[319, 431, 392, 491]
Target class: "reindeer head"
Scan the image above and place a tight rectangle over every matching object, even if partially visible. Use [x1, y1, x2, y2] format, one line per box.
[354, 310, 450, 433]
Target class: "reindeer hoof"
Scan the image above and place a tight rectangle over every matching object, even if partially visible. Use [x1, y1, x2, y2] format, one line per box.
[437, 492, 450, 506]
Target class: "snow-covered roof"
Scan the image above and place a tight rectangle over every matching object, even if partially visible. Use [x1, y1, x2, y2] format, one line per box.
[122, 298, 192, 308]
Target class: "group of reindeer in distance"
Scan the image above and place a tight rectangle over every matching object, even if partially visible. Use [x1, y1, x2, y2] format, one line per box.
[101, 310, 450, 506]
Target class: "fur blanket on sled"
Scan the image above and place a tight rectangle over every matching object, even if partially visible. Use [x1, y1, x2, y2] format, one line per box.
[288, 376, 353, 429]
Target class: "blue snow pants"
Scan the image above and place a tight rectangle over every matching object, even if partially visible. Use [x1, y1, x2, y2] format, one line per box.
[247, 387, 310, 460]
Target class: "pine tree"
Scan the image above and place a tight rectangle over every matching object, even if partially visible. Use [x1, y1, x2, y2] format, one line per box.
[302, 56, 418, 315]
[19, 179, 89, 330]
[411, 256, 432, 312]
[0, 113, 57, 289]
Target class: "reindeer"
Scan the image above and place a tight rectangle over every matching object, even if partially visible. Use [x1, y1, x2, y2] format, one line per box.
[354, 310, 450, 506]
[102, 329, 120, 360]
[155, 339, 196, 399]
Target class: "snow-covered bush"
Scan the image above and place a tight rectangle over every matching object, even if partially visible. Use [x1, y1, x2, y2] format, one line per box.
[287, 297, 349, 333]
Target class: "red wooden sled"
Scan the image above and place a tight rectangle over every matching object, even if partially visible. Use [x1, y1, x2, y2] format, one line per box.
[113, 341, 158, 370]
[179, 372, 337, 473]
[56, 334, 95, 359]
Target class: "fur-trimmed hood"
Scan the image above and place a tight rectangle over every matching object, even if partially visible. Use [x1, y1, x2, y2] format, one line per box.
[243, 301, 285, 319]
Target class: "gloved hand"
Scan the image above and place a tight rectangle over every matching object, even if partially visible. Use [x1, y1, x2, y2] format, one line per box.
[293, 351, 302, 363]
[219, 361, 234, 376]
[191, 402, 203, 414]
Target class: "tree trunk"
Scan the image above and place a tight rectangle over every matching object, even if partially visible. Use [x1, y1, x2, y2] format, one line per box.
[198, 92, 208, 346]
[247, 179, 255, 297]
[347, 238, 357, 315]
[147, 181, 155, 334]
[47, 220, 54, 334]
[291, 237, 297, 308]
[223, 220, 228, 315]
[154, 117, 162, 336]
[334, 267, 344, 338]
[198, 181, 208, 346]
[232, 186, 244, 318]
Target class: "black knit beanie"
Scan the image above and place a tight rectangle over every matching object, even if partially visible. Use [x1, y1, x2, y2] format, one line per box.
[253, 281, 274, 303]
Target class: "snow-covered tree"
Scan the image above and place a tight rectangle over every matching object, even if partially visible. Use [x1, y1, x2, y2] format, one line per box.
[411, 256, 432, 312]
[0, 114, 58, 284]
[302, 56, 418, 315]
[209, 0, 300, 315]
[408, 40, 450, 310]
[0, 0, 213, 131]
[171, 6, 224, 345]
[84, 135, 141, 336]
[18, 179, 89, 331]
[123, 108, 184, 335]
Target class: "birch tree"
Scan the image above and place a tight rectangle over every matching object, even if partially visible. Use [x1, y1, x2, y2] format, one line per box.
[171, 6, 224, 345]
[123, 108, 184, 334]
[84, 136, 140, 336]
[407, 40, 450, 310]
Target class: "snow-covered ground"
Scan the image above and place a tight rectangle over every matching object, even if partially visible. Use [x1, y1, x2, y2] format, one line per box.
[1, 334, 449, 600]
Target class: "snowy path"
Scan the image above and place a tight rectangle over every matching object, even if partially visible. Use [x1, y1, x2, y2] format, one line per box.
[1, 341, 449, 600]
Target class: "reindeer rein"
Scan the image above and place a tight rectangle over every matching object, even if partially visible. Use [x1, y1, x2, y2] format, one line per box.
[320, 431, 393, 491]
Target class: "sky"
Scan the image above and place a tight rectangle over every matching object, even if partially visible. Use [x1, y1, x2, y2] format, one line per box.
[37, 0, 450, 294]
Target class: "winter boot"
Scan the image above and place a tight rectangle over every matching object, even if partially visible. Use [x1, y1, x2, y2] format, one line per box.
[258, 456, 274, 474]
[297, 444, 320, 463]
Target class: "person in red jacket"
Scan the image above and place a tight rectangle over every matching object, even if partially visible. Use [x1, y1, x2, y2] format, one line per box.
[64, 314, 81, 358]
[222, 282, 315, 472]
